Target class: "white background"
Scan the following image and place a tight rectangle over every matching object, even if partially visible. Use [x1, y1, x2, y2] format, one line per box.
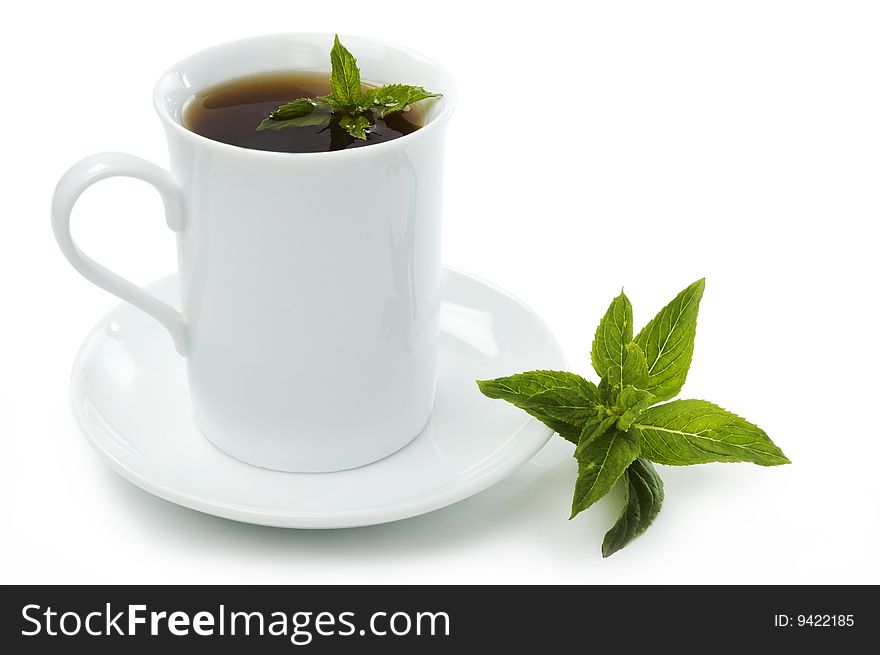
[2, 0, 878, 584]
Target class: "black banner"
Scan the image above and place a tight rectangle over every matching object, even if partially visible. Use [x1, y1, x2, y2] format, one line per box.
[1, 585, 874, 652]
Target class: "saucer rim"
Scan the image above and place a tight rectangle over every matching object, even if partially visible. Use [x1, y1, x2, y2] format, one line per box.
[70, 266, 565, 529]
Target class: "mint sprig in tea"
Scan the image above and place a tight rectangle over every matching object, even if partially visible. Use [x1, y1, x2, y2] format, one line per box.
[183, 35, 441, 152]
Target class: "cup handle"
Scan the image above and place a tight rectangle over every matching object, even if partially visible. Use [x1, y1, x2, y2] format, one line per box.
[51, 152, 189, 356]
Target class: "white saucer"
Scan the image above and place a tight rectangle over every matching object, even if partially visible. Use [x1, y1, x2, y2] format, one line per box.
[71, 268, 564, 528]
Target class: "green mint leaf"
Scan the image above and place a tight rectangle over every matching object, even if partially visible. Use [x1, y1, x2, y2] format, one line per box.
[257, 112, 332, 131]
[254, 37, 440, 142]
[602, 458, 664, 557]
[634, 279, 705, 403]
[329, 34, 363, 110]
[258, 99, 333, 131]
[268, 98, 316, 120]
[596, 377, 615, 405]
[360, 84, 441, 117]
[317, 94, 345, 112]
[338, 114, 373, 140]
[474, 279, 790, 556]
[575, 415, 618, 457]
[571, 428, 640, 519]
[529, 389, 603, 429]
[257, 113, 333, 131]
[591, 291, 633, 382]
[631, 399, 790, 466]
[477, 371, 600, 444]
[608, 341, 648, 392]
[615, 385, 654, 431]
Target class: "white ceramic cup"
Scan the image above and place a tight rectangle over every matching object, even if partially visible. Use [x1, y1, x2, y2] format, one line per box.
[51, 34, 456, 472]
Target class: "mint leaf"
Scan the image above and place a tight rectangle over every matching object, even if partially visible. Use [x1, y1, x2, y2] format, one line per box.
[477, 371, 600, 444]
[475, 279, 789, 556]
[361, 84, 441, 117]
[571, 428, 640, 519]
[316, 94, 345, 112]
[575, 415, 618, 455]
[338, 113, 372, 139]
[609, 341, 648, 392]
[596, 377, 614, 405]
[257, 113, 333, 131]
[634, 279, 705, 402]
[328, 34, 363, 109]
[615, 385, 654, 431]
[591, 292, 633, 382]
[258, 106, 333, 132]
[631, 399, 790, 466]
[257, 36, 441, 142]
[602, 458, 664, 557]
[529, 389, 603, 429]
[268, 98, 316, 120]
[258, 99, 334, 131]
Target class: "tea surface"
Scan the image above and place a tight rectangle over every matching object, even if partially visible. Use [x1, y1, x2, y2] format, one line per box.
[183, 72, 425, 153]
